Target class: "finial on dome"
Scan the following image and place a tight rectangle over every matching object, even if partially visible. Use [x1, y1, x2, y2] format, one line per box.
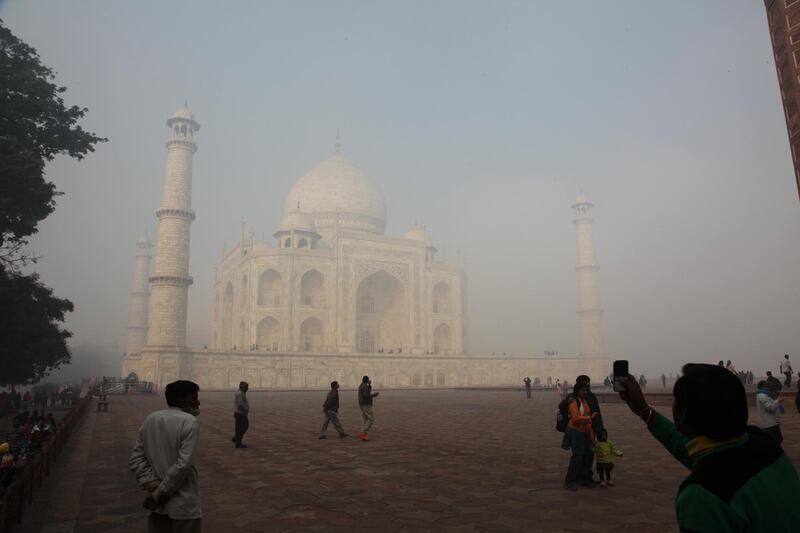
[184, 97, 188, 107]
[297, 201, 301, 210]
[335, 129, 341, 154]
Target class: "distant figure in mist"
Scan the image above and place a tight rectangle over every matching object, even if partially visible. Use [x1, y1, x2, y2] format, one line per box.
[718, 360, 725, 367]
[638, 375, 647, 390]
[661, 374, 666, 388]
[130, 380, 202, 533]
[319, 381, 347, 439]
[618, 365, 800, 531]
[358, 376, 379, 441]
[233, 381, 249, 448]
[562, 381, 599, 490]
[781, 354, 793, 388]
[523, 377, 532, 399]
[756, 380, 784, 444]
[766, 371, 782, 393]
[796, 372, 800, 413]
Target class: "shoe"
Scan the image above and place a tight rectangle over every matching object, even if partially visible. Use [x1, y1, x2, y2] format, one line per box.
[359, 433, 370, 441]
[606, 480, 615, 486]
[599, 481, 607, 487]
[580, 481, 596, 488]
[318, 435, 327, 439]
[564, 483, 578, 491]
[235, 443, 247, 448]
[339, 433, 348, 438]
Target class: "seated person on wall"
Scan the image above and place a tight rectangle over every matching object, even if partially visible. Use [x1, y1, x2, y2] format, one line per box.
[618, 365, 800, 532]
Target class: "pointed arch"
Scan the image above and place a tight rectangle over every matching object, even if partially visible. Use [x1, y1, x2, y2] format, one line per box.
[300, 317, 324, 352]
[433, 281, 451, 314]
[257, 269, 282, 306]
[300, 269, 324, 306]
[256, 316, 280, 351]
[433, 323, 451, 355]
[221, 282, 234, 349]
[356, 270, 408, 353]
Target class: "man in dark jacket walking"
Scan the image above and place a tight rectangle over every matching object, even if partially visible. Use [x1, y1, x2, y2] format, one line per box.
[358, 376, 379, 441]
[319, 381, 347, 439]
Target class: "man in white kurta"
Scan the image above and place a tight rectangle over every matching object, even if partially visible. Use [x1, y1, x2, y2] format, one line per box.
[130, 380, 202, 533]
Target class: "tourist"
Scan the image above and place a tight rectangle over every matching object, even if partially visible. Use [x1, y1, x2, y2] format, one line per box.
[358, 375, 379, 441]
[718, 360, 725, 367]
[638, 374, 647, 390]
[232, 381, 249, 449]
[319, 381, 347, 439]
[725, 360, 736, 373]
[796, 372, 800, 413]
[593, 429, 622, 487]
[661, 373, 666, 388]
[756, 380, 784, 444]
[129, 380, 202, 533]
[575, 375, 603, 435]
[781, 354, 793, 388]
[617, 365, 800, 531]
[562, 382, 598, 490]
[766, 371, 782, 393]
[523, 377, 532, 399]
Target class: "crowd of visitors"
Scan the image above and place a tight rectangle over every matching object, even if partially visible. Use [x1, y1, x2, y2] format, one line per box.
[0, 410, 60, 490]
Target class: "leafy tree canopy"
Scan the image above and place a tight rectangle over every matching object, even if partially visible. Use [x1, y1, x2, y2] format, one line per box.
[0, 19, 105, 385]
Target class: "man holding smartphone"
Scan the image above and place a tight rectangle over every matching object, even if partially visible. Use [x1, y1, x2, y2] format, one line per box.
[616, 364, 800, 531]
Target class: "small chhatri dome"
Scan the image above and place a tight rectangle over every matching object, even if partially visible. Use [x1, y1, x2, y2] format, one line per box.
[277, 208, 318, 234]
[404, 225, 433, 247]
[136, 235, 150, 246]
[284, 154, 387, 235]
[166, 105, 200, 129]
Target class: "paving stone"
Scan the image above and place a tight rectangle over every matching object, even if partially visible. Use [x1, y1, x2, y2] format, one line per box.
[11, 389, 800, 532]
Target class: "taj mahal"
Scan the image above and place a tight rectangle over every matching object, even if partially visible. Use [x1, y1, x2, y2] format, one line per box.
[122, 106, 610, 389]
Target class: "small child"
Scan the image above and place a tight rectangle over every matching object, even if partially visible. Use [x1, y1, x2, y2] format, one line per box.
[593, 429, 622, 486]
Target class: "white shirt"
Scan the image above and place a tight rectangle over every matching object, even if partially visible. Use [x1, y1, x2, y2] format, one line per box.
[234, 390, 249, 415]
[129, 407, 201, 519]
[781, 359, 793, 374]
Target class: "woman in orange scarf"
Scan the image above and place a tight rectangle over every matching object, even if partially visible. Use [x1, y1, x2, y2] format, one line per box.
[563, 382, 599, 490]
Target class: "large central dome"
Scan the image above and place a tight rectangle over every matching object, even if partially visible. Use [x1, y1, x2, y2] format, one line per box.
[284, 154, 387, 235]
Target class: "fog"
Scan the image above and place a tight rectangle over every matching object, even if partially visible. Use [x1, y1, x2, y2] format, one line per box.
[3, 1, 800, 377]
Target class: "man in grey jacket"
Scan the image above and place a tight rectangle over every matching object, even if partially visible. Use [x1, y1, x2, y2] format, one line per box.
[129, 380, 202, 533]
[233, 381, 249, 449]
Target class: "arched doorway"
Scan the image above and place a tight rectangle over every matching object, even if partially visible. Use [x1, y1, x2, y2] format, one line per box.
[300, 270, 324, 306]
[256, 316, 280, 351]
[257, 269, 282, 306]
[433, 281, 451, 314]
[299, 317, 324, 352]
[433, 323, 451, 354]
[356, 271, 407, 353]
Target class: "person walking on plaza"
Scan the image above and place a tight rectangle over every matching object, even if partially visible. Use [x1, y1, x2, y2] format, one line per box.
[129, 380, 202, 533]
[756, 380, 784, 444]
[233, 381, 249, 449]
[617, 365, 800, 532]
[523, 377, 532, 399]
[358, 376, 379, 441]
[319, 381, 348, 439]
[781, 354, 793, 388]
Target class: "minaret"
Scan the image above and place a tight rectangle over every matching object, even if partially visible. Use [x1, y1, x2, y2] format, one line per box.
[146, 106, 200, 349]
[126, 236, 152, 355]
[573, 194, 606, 357]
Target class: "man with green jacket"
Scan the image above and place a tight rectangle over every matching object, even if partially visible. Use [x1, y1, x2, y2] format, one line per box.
[618, 364, 800, 532]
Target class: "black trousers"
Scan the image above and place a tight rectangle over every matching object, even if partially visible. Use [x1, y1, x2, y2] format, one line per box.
[785, 372, 792, 388]
[596, 462, 614, 481]
[234, 413, 249, 444]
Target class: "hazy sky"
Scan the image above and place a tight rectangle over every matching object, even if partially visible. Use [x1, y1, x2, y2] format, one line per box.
[3, 1, 800, 375]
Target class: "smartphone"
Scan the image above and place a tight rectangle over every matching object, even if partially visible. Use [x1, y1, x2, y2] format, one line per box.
[613, 360, 629, 392]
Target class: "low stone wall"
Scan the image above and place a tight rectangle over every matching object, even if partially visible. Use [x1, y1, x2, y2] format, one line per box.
[124, 349, 612, 391]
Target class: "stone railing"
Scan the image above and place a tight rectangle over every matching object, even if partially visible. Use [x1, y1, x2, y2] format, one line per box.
[0, 393, 92, 533]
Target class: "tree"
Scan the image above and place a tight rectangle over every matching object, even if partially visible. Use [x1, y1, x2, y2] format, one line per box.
[0, 19, 105, 384]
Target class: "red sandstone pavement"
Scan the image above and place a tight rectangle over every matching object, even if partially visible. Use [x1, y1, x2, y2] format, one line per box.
[14, 389, 800, 533]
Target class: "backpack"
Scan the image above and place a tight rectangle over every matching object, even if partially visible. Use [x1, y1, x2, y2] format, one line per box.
[555, 395, 573, 432]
